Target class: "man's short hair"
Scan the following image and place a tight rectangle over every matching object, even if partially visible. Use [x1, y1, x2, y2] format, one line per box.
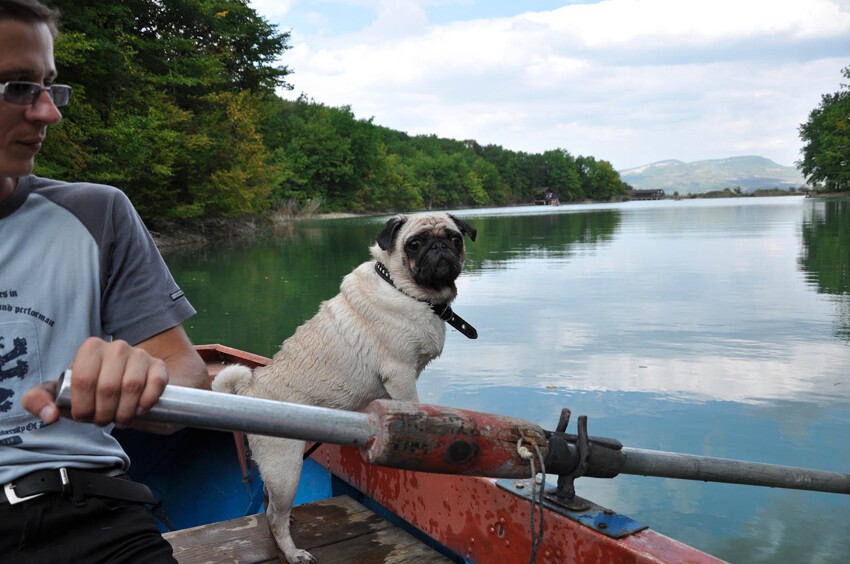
[0, 0, 61, 37]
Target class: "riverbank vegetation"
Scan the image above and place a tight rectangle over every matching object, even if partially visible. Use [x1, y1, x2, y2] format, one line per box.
[34, 2, 845, 226]
[798, 66, 850, 194]
[673, 187, 804, 199]
[35, 0, 629, 224]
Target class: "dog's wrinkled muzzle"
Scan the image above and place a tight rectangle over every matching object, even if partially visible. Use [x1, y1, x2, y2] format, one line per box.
[414, 249, 461, 287]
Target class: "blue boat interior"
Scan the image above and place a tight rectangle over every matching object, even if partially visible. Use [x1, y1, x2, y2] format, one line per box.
[115, 426, 463, 561]
[113, 427, 331, 532]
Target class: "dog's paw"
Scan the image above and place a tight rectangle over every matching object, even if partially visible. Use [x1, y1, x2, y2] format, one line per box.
[212, 364, 252, 394]
[284, 548, 316, 564]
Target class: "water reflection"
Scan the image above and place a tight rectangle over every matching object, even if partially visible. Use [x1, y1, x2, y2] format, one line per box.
[431, 198, 849, 408]
[163, 197, 850, 563]
[452, 209, 621, 266]
[799, 199, 850, 340]
[163, 218, 389, 355]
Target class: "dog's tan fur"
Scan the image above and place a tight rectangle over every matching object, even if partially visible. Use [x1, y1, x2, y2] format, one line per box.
[213, 213, 476, 563]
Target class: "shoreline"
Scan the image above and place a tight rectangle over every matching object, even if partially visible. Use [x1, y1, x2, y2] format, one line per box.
[807, 190, 850, 199]
[149, 211, 370, 250]
[151, 192, 848, 250]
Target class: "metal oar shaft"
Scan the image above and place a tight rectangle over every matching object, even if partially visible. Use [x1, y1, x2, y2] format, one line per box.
[54, 371, 376, 447]
[54, 371, 547, 479]
[53, 371, 850, 492]
[620, 447, 850, 494]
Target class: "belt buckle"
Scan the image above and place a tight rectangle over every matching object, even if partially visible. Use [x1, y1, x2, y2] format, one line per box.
[3, 482, 44, 505]
[4, 468, 69, 505]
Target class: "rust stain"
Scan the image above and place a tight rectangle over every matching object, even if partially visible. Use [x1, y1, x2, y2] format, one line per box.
[316, 433, 724, 563]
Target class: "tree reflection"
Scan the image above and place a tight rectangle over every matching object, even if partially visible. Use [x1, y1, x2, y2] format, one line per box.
[458, 209, 621, 269]
[799, 199, 850, 340]
[162, 210, 621, 355]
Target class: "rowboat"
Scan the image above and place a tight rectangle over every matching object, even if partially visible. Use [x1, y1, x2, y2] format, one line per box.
[97, 345, 848, 563]
[110, 344, 714, 562]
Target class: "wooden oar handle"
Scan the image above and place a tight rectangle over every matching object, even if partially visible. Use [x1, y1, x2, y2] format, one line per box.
[362, 400, 547, 479]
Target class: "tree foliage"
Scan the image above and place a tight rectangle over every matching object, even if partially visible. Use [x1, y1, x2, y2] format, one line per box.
[39, 0, 291, 219]
[36, 0, 631, 221]
[798, 66, 850, 193]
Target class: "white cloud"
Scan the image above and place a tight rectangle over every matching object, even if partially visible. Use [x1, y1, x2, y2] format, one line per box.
[255, 0, 850, 169]
[363, 0, 430, 38]
[249, 0, 296, 20]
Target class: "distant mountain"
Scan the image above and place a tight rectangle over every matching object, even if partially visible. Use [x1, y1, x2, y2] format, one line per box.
[618, 156, 808, 195]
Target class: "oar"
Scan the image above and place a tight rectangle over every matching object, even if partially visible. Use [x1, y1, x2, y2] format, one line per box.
[53, 371, 850, 495]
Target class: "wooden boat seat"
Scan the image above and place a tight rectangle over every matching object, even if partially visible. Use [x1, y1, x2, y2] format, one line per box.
[163, 495, 454, 563]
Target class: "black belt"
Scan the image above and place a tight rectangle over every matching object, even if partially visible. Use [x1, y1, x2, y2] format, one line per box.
[1, 468, 156, 505]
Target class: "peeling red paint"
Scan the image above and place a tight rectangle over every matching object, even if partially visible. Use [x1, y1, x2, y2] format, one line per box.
[363, 401, 548, 479]
[314, 444, 724, 563]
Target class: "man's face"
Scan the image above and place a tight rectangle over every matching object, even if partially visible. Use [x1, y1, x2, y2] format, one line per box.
[0, 19, 63, 200]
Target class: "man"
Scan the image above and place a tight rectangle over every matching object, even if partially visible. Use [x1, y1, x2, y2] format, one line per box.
[0, 0, 210, 561]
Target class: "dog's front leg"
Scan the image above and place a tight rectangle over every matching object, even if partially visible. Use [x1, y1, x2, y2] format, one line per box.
[380, 365, 420, 403]
[249, 435, 315, 564]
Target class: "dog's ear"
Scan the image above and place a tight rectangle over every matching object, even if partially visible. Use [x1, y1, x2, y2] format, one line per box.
[376, 215, 407, 251]
[448, 214, 477, 242]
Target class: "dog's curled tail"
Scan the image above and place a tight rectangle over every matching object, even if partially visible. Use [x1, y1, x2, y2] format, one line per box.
[212, 364, 253, 395]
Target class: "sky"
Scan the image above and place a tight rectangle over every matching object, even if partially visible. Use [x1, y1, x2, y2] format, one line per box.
[248, 0, 850, 171]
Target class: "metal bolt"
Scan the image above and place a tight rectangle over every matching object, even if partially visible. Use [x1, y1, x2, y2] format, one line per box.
[598, 522, 608, 530]
[603, 509, 614, 515]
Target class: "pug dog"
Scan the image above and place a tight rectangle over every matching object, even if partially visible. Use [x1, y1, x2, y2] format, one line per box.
[213, 212, 477, 564]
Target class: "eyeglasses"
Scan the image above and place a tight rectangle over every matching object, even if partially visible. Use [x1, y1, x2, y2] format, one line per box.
[0, 81, 72, 108]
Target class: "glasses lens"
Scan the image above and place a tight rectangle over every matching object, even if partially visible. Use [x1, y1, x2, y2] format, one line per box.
[1, 82, 72, 107]
[50, 85, 71, 107]
[3, 82, 40, 105]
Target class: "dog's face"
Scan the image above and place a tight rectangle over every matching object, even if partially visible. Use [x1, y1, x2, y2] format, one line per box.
[371, 213, 476, 303]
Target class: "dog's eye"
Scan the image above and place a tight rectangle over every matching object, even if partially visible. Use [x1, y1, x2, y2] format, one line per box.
[450, 234, 463, 247]
[407, 239, 421, 251]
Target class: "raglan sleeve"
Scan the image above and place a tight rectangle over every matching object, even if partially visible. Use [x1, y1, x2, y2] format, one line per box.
[99, 189, 196, 345]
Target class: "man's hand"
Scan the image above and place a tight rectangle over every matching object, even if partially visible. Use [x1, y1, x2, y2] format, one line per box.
[23, 326, 208, 429]
[23, 338, 168, 426]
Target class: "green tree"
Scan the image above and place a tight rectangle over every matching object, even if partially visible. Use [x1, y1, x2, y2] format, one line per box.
[798, 66, 850, 193]
[470, 157, 505, 205]
[479, 144, 535, 204]
[37, 0, 291, 220]
[537, 149, 582, 202]
[373, 151, 425, 210]
[576, 155, 629, 201]
[34, 1, 634, 218]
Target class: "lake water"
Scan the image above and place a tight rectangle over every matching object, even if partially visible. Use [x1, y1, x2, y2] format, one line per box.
[163, 196, 850, 563]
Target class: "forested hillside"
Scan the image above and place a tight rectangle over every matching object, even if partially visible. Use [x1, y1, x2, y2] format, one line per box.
[36, 0, 630, 221]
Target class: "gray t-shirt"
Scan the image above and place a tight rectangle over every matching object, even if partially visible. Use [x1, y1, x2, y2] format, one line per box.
[0, 175, 196, 483]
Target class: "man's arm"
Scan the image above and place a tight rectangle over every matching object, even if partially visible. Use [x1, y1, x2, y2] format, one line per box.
[130, 325, 210, 432]
[22, 325, 209, 431]
[136, 325, 210, 391]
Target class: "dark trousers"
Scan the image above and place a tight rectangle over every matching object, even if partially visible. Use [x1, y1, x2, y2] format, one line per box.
[0, 494, 176, 564]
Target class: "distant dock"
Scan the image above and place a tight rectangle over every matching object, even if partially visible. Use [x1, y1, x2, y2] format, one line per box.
[630, 189, 666, 200]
